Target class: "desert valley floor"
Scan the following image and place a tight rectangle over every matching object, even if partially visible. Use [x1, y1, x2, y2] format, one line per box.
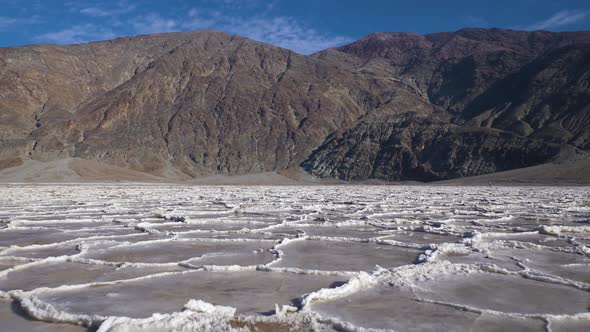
[0, 185, 589, 331]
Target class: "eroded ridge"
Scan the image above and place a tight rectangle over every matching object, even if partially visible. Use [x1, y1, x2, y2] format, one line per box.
[0, 185, 588, 331]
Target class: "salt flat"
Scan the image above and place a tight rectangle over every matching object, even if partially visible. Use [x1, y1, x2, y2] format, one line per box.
[0, 185, 588, 331]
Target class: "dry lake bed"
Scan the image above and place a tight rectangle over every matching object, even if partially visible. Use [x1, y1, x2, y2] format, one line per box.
[0, 185, 589, 331]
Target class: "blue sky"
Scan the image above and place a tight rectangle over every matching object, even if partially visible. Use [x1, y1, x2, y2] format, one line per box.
[1, 0, 590, 54]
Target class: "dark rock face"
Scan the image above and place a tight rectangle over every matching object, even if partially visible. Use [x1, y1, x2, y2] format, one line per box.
[304, 28, 590, 180]
[0, 28, 589, 181]
[302, 113, 564, 181]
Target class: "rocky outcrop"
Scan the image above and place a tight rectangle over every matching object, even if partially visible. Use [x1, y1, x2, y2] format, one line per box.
[303, 112, 565, 181]
[0, 28, 589, 181]
[304, 28, 590, 180]
[0, 32, 200, 161]
[26, 32, 423, 177]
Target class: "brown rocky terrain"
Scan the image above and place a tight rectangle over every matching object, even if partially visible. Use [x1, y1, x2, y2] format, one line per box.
[305, 28, 590, 181]
[0, 28, 589, 182]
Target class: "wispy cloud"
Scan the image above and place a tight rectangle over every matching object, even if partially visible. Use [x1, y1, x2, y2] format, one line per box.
[465, 15, 489, 27]
[0, 15, 40, 29]
[80, 6, 135, 17]
[32, 2, 351, 53]
[227, 16, 352, 54]
[524, 10, 589, 30]
[204, 0, 264, 9]
[70, 0, 136, 17]
[35, 24, 117, 44]
[179, 9, 352, 54]
[181, 9, 218, 30]
[0, 16, 18, 27]
[131, 13, 178, 34]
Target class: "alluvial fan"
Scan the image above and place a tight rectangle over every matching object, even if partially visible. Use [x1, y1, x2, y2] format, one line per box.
[0, 185, 589, 331]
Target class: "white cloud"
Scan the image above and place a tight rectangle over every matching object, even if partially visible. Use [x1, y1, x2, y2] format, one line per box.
[132, 13, 178, 34]
[204, 0, 261, 9]
[0, 16, 17, 27]
[35, 24, 117, 44]
[465, 15, 489, 27]
[0, 15, 40, 29]
[32, 3, 351, 53]
[524, 10, 588, 30]
[178, 9, 352, 54]
[227, 16, 352, 54]
[75, 0, 136, 17]
[181, 9, 218, 30]
[80, 6, 134, 17]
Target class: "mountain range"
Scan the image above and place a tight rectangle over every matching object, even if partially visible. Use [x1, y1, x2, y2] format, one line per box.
[1, 28, 589, 182]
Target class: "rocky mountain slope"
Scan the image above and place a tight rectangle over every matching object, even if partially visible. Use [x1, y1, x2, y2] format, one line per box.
[1, 28, 589, 182]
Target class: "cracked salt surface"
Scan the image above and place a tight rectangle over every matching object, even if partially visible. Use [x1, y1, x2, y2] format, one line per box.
[34, 270, 344, 319]
[0, 299, 86, 332]
[271, 239, 421, 272]
[413, 271, 589, 315]
[81, 239, 275, 266]
[0, 261, 182, 291]
[0, 185, 588, 331]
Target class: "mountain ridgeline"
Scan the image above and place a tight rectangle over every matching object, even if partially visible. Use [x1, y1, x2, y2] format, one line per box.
[1, 28, 589, 181]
